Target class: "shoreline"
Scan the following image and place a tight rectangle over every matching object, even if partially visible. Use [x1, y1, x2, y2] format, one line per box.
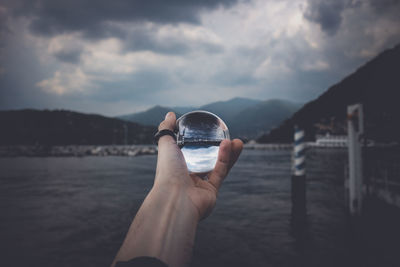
[0, 145, 158, 157]
[0, 142, 355, 157]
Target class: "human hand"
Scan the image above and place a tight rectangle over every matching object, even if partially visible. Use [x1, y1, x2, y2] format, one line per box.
[112, 111, 242, 267]
[154, 112, 243, 220]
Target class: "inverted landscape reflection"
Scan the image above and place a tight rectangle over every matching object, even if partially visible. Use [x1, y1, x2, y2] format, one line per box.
[176, 111, 229, 174]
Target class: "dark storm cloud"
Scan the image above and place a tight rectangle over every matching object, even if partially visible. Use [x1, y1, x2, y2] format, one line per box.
[303, 0, 348, 35]
[53, 49, 82, 64]
[304, 0, 400, 35]
[368, 0, 400, 13]
[5, 0, 241, 37]
[120, 26, 191, 55]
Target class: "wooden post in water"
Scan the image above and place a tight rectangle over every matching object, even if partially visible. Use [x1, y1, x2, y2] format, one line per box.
[347, 104, 364, 215]
[292, 126, 306, 224]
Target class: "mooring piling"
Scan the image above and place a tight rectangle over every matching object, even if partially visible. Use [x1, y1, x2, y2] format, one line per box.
[291, 126, 307, 224]
[346, 103, 364, 215]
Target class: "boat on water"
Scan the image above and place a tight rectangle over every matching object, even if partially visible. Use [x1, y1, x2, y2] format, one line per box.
[309, 134, 348, 148]
[309, 133, 376, 148]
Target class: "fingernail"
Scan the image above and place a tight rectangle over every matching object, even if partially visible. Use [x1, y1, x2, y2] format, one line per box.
[165, 112, 171, 120]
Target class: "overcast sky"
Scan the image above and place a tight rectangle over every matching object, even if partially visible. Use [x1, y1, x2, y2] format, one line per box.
[1, 0, 399, 116]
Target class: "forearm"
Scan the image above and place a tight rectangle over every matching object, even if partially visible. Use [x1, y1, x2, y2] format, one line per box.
[112, 185, 199, 267]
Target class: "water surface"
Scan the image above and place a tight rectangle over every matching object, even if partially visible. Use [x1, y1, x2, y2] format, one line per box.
[0, 149, 399, 267]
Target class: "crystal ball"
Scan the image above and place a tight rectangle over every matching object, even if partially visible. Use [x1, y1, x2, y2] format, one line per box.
[176, 110, 230, 174]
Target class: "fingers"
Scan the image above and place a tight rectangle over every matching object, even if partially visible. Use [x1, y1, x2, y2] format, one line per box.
[208, 139, 243, 191]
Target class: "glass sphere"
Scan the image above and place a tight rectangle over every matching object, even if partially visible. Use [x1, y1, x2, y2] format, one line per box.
[176, 110, 230, 174]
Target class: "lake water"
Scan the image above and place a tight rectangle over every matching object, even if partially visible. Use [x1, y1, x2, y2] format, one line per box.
[1, 149, 399, 267]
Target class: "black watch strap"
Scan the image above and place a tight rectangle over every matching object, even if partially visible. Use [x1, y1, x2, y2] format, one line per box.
[154, 129, 176, 145]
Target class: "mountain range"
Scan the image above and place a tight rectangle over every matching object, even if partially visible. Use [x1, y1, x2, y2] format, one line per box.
[258, 43, 400, 143]
[0, 109, 156, 145]
[117, 97, 301, 139]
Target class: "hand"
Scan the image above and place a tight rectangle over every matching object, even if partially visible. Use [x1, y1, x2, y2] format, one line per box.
[112, 111, 242, 267]
[155, 112, 243, 220]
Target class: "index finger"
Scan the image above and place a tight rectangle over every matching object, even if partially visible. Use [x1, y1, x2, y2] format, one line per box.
[157, 112, 177, 146]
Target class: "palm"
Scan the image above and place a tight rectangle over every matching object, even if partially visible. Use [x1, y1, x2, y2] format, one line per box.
[187, 174, 218, 219]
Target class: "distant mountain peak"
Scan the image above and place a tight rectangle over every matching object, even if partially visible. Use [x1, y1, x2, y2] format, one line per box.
[152, 105, 168, 109]
[229, 96, 259, 102]
[117, 97, 300, 139]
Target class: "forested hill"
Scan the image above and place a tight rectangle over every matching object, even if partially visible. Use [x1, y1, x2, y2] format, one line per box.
[0, 109, 156, 145]
[258, 44, 400, 143]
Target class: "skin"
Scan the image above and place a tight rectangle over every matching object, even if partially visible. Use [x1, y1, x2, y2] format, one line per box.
[112, 112, 243, 267]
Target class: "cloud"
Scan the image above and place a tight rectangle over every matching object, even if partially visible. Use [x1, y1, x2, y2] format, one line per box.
[53, 49, 81, 63]
[32, 34, 187, 96]
[368, 0, 400, 14]
[46, 33, 85, 63]
[26, 18, 225, 96]
[1, 0, 400, 116]
[301, 60, 329, 71]
[36, 68, 92, 94]
[303, 0, 400, 37]
[118, 22, 224, 55]
[303, 0, 348, 35]
[8, 0, 242, 38]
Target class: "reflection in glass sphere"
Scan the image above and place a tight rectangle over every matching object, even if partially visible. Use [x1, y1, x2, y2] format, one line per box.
[176, 110, 230, 174]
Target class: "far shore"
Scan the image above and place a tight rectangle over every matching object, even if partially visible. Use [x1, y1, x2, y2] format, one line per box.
[0, 143, 298, 157]
[0, 145, 158, 157]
